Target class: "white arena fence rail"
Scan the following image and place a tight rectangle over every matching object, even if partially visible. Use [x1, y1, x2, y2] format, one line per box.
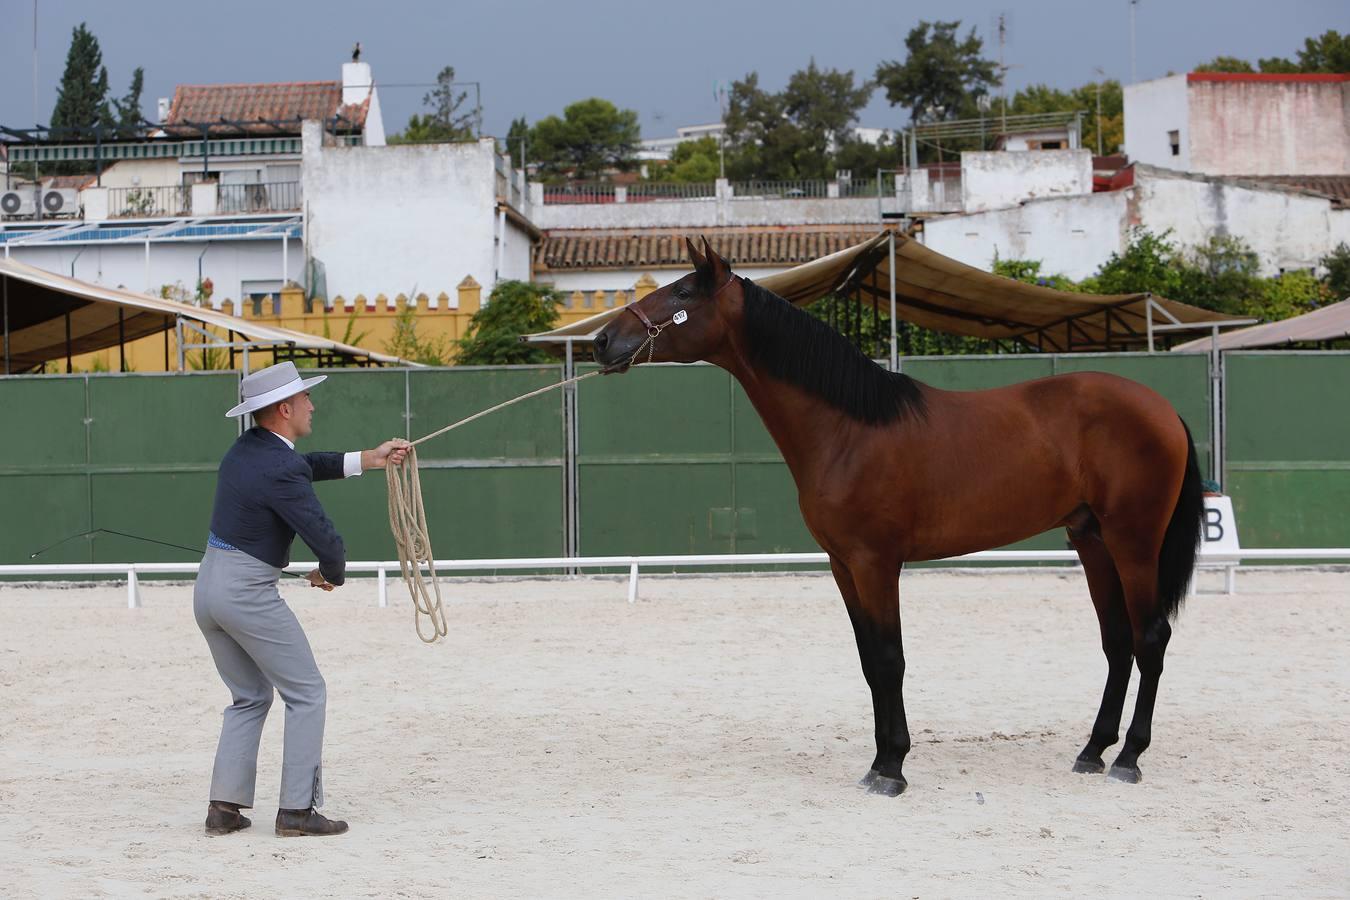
[3, 549, 1349, 610]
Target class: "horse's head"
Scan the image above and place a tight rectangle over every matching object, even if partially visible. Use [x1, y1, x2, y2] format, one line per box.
[593, 236, 740, 373]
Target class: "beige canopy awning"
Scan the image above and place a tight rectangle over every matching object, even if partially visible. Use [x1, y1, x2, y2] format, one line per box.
[524, 232, 1250, 353]
[1173, 297, 1350, 351]
[0, 257, 419, 372]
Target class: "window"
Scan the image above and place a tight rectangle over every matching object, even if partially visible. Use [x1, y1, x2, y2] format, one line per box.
[1168, 130, 1180, 157]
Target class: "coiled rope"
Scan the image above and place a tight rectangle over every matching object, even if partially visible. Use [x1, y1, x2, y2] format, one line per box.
[385, 370, 601, 642]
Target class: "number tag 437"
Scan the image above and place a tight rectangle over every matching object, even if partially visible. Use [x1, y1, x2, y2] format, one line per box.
[673, 309, 688, 325]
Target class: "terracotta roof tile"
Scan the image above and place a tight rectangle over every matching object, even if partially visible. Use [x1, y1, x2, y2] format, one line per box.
[536, 227, 888, 271]
[1240, 175, 1350, 207]
[165, 81, 367, 135]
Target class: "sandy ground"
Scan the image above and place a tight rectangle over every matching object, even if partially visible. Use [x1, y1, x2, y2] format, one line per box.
[1, 568, 1347, 898]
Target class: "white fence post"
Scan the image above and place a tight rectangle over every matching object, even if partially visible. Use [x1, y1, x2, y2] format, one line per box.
[377, 565, 388, 608]
[627, 560, 640, 604]
[126, 567, 140, 609]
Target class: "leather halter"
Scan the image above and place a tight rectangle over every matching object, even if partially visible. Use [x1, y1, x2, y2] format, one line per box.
[623, 273, 737, 336]
[617, 273, 738, 367]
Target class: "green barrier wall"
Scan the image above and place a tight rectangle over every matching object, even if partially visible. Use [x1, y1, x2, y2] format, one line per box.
[0, 352, 1340, 570]
[1223, 352, 1350, 548]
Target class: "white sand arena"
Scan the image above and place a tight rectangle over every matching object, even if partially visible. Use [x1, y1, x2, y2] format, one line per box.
[2, 568, 1347, 897]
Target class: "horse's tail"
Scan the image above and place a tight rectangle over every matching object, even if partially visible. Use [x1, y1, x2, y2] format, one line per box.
[1157, 419, 1204, 620]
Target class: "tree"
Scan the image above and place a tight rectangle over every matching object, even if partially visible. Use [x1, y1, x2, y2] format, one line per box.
[875, 20, 1001, 124]
[1292, 29, 1350, 72]
[1197, 30, 1350, 74]
[113, 66, 144, 137]
[389, 65, 476, 144]
[529, 98, 640, 181]
[991, 255, 1080, 292]
[50, 23, 114, 141]
[1252, 270, 1325, 321]
[1079, 227, 1185, 299]
[1175, 235, 1263, 314]
[1008, 80, 1124, 155]
[1320, 243, 1350, 301]
[722, 61, 873, 181]
[667, 136, 720, 182]
[505, 116, 530, 168]
[723, 72, 800, 180]
[455, 281, 561, 365]
[1194, 56, 1255, 73]
[829, 133, 904, 181]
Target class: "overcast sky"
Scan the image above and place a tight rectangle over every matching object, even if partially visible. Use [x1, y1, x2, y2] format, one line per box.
[1, 0, 1344, 140]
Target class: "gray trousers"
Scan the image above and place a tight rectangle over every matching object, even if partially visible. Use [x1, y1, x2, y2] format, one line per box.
[194, 546, 326, 810]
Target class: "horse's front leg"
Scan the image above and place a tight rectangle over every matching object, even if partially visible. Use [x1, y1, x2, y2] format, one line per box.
[831, 555, 910, 797]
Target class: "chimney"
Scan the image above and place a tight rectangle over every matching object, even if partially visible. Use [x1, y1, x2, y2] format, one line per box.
[342, 62, 372, 107]
[157, 97, 170, 123]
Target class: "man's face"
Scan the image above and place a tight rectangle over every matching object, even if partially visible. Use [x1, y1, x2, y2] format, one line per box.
[281, 390, 315, 438]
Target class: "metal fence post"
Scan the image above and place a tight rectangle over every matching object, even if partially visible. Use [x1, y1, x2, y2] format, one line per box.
[126, 567, 140, 609]
[377, 565, 387, 608]
[627, 560, 639, 604]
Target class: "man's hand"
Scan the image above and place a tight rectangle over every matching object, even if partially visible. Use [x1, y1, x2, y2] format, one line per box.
[306, 568, 335, 592]
[362, 439, 412, 470]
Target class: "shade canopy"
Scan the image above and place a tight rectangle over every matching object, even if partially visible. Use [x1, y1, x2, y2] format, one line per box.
[1173, 297, 1350, 351]
[524, 232, 1249, 352]
[0, 257, 417, 372]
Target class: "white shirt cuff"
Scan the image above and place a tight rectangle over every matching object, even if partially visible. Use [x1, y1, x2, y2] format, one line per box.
[343, 451, 363, 478]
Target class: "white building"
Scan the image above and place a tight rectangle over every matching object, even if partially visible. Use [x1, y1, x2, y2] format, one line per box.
[301, 121, 534, 304]
[1124, 72, 1350, 176]
[921, 164, 1350, 280]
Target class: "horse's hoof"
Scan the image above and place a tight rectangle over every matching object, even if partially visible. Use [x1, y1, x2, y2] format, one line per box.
[1107, 763, 1142, 784]
[866, 774, 908, 797]
[857, 768, 880, 789]
[1072, 756, 1105, 775]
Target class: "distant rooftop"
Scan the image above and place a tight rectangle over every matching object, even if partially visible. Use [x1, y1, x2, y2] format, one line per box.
[165, 81, 369, 135]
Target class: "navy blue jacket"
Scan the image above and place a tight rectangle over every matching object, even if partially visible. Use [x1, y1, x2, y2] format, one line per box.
[208, 427, 348, 585]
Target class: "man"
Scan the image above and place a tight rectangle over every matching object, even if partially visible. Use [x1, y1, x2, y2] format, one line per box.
[195, 361, 409, 837]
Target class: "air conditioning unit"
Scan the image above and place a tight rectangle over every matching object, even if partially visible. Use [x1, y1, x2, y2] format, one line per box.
[42, 188, 79, 216]
[1, 190, 37, 217]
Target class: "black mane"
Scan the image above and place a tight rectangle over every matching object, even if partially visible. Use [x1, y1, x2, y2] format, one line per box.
[738, 277, 926, 425]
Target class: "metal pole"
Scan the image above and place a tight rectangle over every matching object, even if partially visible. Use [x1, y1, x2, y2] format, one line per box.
[888, 232, 898, 371]
[65, 311, 72, 373]
[1129, 0, 1139, 84]
[118, 307, 125, 371]
[563, 341, 578, 568]
[2, 273, 9, 375]
[175, 316, 185, 372]
[1211, 325, 1223, 487]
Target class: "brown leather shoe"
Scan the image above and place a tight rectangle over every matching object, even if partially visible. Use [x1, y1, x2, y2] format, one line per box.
[275, 807, 349, 837]
[204, 801, 252, 836]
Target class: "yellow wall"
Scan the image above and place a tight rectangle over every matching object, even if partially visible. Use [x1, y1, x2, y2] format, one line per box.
[65, 273, 660, 372]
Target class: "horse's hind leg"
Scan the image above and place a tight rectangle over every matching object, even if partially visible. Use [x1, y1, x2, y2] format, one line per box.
[1068, 524, 1134, 775]
[1103, 541, 1173, 784]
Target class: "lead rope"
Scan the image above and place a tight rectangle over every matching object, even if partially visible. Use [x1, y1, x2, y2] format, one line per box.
[385, 308, 680, 642]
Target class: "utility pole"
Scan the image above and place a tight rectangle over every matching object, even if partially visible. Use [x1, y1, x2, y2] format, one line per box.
[1093, 66, 1105, 156]
[997, 13, 1009, 134]
[1129, 0, 1139, 84]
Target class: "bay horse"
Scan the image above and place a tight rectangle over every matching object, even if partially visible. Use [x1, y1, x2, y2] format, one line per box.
[593, 237, 1204, 796]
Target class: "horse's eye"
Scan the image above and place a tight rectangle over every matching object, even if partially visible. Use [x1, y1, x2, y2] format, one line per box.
[676, 289, 689, 300]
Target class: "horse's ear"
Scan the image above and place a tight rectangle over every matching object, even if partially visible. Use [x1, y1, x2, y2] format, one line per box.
[703, 236, 731, 284]
[686, 236, 708, 272]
